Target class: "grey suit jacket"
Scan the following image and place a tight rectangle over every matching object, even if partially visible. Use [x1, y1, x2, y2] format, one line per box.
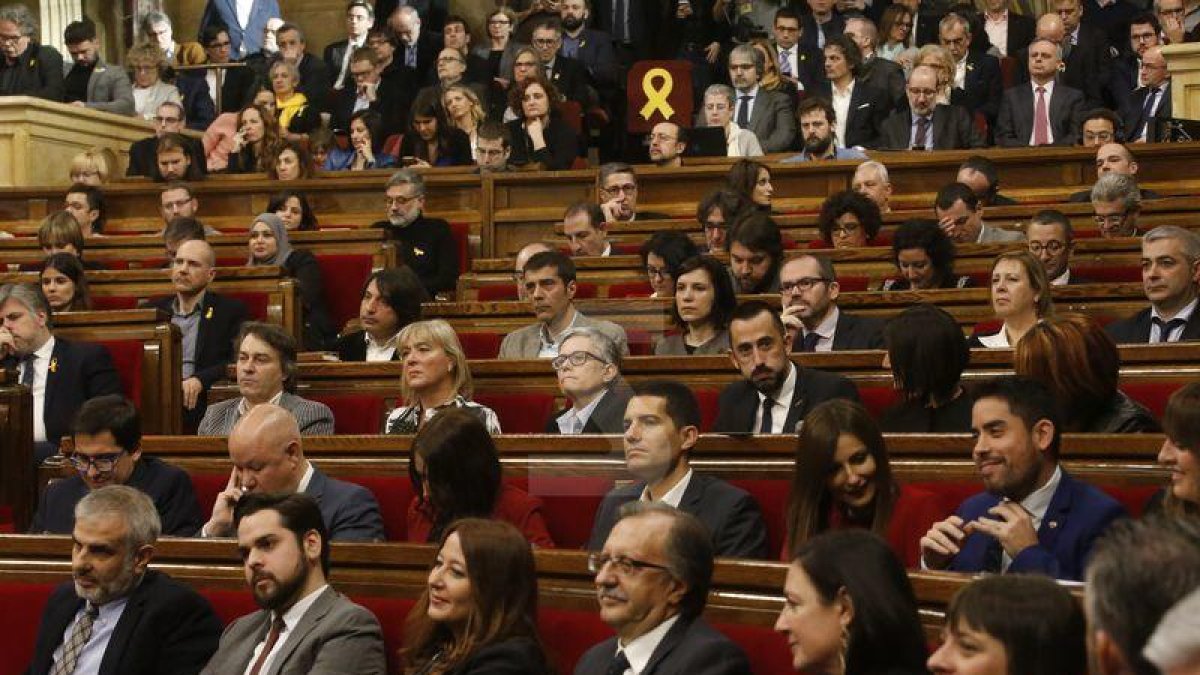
[197, 392, 335, 435]
[498, 310, 629, 359]
[199, 587, 385, 675]
[64, 59, 135, 115]
[978, 222, 1026, 243]
[745, 88, 796, 153]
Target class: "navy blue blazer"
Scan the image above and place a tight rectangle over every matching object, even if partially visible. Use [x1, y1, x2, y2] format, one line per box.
[25, 569, 222, 675]
[948, 470, 1127, 580]
[573, 615, 750, 675]
[587, 473, 769, 559]
[5, 338, 123, 450]
[308, 466, 386, 542]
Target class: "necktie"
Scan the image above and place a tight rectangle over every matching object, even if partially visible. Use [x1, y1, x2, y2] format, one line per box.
[759, 397, 775, 434]
[1153, 316, 1187, 343]
[1033, 86, 1049, 146]
[570, 413, 584, 434]
[982, 538, 1003, 573]
[1141, 88, 1160, 140]
[404, 44, 417, 69]
[248, 615, 287, 675]
[49, 603, 98, 675]
[613, 0, 628, 42]
[20, 353, 35, 387]
[914, 116, 930, 149]
[800, 331, 821, 352]
[606, 650, 631, 675]
[737, 95, 751, 128]
[779, 49, 792, 76]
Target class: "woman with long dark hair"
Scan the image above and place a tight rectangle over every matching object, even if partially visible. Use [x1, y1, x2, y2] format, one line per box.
[786, 399, 943, 566]
[403, 518, 552, 675]
[1152, 382, 1200, 518]
[399, 89, 473, 167]
[268, 189, 318, 231]
[880, 304, 974, 432]
[40, 253, 92, 312]
[725, 159, 773, 211]
[655, 256, 737, 356]
[404, 409, 553, 548]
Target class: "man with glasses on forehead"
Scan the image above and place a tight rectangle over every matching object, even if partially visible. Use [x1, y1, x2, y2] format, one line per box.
[545, 327, 631, 435]
[0, 3, 63, 100]
[127, 101, 205, 178]
[598, 162, 669, 223]
[578, 501, 752, 675]
[586, 380, 768, 560]
[371, 169, 457, 298]
[780, 255, 885, 352]
[30, 395, 202, 536]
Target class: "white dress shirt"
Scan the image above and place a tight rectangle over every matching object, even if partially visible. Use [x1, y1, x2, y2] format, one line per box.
[734, 84, 760, 124]
[1000, 464, 1062, 571]
[985, 11, 1009, 56]
[800, 306, 840, 353]
[51, 595, 130, 675]
[1028, 79, 1056, 145]
[364, 330, 400, 362]
[831, 80, 855, 148]
[953, 57, 967, 90]
[641, 468, 693, 507]
[777, 45, 800, 85]
[537, 309, 582, 358]
[1151, 298, 1198, 342]
[976, 325, 1012, 348]
[242, 584, 331, 675]
[22, 335, 54, 443]
[753, 362, 798, 434]
[334, 37, 366, 90]
[1050, 269, 1071, 286]
[235, 0, 253, 29]
[614, 615, 681, 675]
[557, 389, 608, 434]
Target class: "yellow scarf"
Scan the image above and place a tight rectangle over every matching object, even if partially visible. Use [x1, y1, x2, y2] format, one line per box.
[275, 91, 308, 131]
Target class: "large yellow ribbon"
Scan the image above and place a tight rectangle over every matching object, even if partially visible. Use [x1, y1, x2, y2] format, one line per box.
[639, 68, 675, 121]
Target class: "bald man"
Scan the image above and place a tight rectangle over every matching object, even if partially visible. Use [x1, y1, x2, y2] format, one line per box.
[200, 404, 384, 541]
[1068, 142, 1161, 202]
[514, 241, 554, 300]
[148, 239, 249, 431]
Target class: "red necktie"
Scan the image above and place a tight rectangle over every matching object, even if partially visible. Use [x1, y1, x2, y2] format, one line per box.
[1033, 86, 1050, 146]
[248, 616, 286, 675]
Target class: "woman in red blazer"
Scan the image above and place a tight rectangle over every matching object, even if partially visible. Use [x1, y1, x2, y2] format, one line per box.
[405, 407, 554, 548]
[783, 399, 946, 567]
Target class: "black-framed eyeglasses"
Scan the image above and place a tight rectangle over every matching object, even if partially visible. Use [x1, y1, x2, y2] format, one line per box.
[780, 277, 830, 293]
[1094, 211, 1128, 225]
[69, 451, 126, 474]
[1028, 241, 1066, 255]
[552, 350, 606, 370]
[645, 265, 668, 279]
[831, 222, 862, 237]
[587, 553, 672, 576]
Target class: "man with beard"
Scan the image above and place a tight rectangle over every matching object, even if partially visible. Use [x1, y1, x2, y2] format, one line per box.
[781, 97, 867, 162]
[714, 300, 859, 435]
[780, 255, 885, 352]
[647, 121, 686, 168]
[728, 44, 796, 154]
[62, 18, 134, 115]
[370, 169, 458, 298]
[25, 486, 221, 675]
[200, 491, 386, 675]
[587, 381, 768, 559]
[921, 376, 1127, 580]
[728, 213, 784, 294]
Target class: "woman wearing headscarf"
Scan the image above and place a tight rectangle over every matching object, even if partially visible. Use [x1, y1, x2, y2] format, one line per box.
[246, 213, 336, 349]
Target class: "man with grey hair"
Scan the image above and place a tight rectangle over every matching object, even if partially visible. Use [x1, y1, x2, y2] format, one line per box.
[371, 169, 457, 297]
[575, 501, 752, 675]
[1107, 225, 1200, 343]
[274, 23, 332, 109]
[1091, 171, 1143, 238]
[728, 43, 796, 153]
[0, 282, 120, 462]
[1143, 586, 1200, 674]
[390, 6, 438, 80]
[0, 3, 63, 100]
[852, 160, 892, 213]
[1085, 516, 1200, 675]
[546, 327, 632, 434]
[598, 162, 670, 223]
[702, 84, 764, 157]
[25, 485, 222, 674]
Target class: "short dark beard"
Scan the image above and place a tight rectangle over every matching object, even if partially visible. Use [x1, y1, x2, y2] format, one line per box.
[562, 15, 584, 32]
[252, 559, 310, 612]
[804, 134, 833, 157]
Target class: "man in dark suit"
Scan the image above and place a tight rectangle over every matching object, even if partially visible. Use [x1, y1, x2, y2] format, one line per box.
[391, 5, 442, 82]
[335, 268, 427, 362]
[598, 163, 672, 222]
[957, 155, 1020, 207]
[587, 381, 769, 559]
[773, 8, 826, 95]
[329, 46, 409, 138]
[878, 65, 984, 150]
[532, 21, 595, 106]
[815, 36, 891, 149]
[324, 0, 374, 93]
[729, 44, 797, 154]
[146, 240, 249, 432]
[941, 13, 1003, 128]
[781, 256, 886, 352]
[200, 492, 386, 675]
[1107, 226, 1200, 344]
[845, 16, 906, 109]
[592, 0, 661, 62]
[1022, 6, 1111, 107]
[126, 102, 206, 178]
[996, 38, 1086, 146]
[800, 0, 846, 50]
[371, 169, 459, 298]
[1027, 209, 1087, 286]
[26, 485, 222, 675]
[577, 502, 752, 675]
[0, 283, 121, 463]
[714, 300, 859, 434]
[192, 24, 256, 114]
[200, 0, 281, 59]
[30, 395, 202, 536]
[561, 0, 618, 91]
[1068, 142, 1161, 202]
[441, 14, 492, 85]
[200, 404, 385, 541]
[1121, 45, 1171, 142]
[1104, 13, 1161, 114]
[546, 328, 632, 434]
[921, 376, 1127, 581]
[277, 23, 332, 111]
[981, 0, 1035, 57]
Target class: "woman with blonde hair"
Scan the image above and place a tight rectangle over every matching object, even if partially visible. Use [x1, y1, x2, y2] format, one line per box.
[442, 84, 487, 160]
[751, 37, 799, 102]
[384, 319, 501, 434]
[126, 43, 181, 120]
[914, 44, 955, 104]
[68, 148, 113, 185]
[969, 250, 1053, 348]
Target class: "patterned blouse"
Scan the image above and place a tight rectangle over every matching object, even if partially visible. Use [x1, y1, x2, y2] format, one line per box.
[383, 395, 502, 435]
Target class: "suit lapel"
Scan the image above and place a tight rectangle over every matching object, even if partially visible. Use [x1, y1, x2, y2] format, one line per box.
[1036, 472, 1072, 553]
[43, 592, 86, 668]
[98, 572, 154, 675]
[641, 615, 693, 674]
[86, 64, 98, 101]
[44, 339, 66, 421]
[1183, 309, 1200, 340]
[196, 294, 213, 362]
[266, 588, 336, 675]
[782, 366, 806, 433]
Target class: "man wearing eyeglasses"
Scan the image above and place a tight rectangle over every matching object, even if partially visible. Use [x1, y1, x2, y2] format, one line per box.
[371, 170, 458, 298]
[780, 255, 885, 352]
[1026, 209, 1088, 286]
[126, 102, 205, 178]
[587, 380, 768, 559]
[1080, 108, 1122, 147]
[1090, 172, 1143, 238]
[648, 121, 687, 168]
[1121, 45, 1171, 143]
[577, 501, 752, 675]
[598, 163, 670, 223]
[545, 327, 631, 434]
[30, 395, 202, 536]
[532, 21, 594, 107]
[0, 3, 64, 101]
[331, 47, 407, 140]
[1105, 14, 1161, 115]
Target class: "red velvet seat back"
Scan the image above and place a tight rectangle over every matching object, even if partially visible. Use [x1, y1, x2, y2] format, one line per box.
[694, 388, 722, 432]
[459, 332, 502, 359]
[0, 582, 57, 675]
[728, 478, 790, 557]
[448, 221, 470, 275]
[606, 281, 652, 298]
[718, 623, 793, 674]
[521, 475, 616, 549]
[539, 607, 614, 672]
[835, 276, 870, 292]
[93, 339, 143, 406]
[215, 256, 243, 267]
[475, 392, 557, 433]
[1121, 382, 1182, 418]
[311, 394, 387, 435]
[351, 596, 416, 675]
[574, 282, 599, 298]
[626, 329, 654, 356]
[859, 386, 900, 419]
[476, 285, 517, 301]
[90, 296, 139, 311]
[223, 291, 269, 322]
[191, 472, 228, 520]
[1074, 265, 1140, 282]
[313, 254, 373, 329]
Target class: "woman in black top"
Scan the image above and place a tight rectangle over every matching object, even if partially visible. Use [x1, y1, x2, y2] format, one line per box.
[882, 218, 972, 290]
[399, 89, 474, 167]
[246, 213, 336, 349]
[879, 303, 974, 433]
[505, 75, 578, 171]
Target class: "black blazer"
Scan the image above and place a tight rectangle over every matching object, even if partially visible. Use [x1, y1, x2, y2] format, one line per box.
[322, 38, 354, 84]
[592, 0, 661, 56]
[297, 52, 332, 112]
[398, 127, 474, 166]
[859, 56, 906, 109]
[0, 43, 64, 101]
[25, 570, 222, 675]
[544, 383, 633, 435]
[174, 75, 216, 131]
[815, 80, 890, 149]
[30, 456, 202, 536]
[335, 329, 400, 362]
[587, 473, 770, 559]
[574, 615, 751, 675]
[330, 75, 412, 140]
[146, 291, 249, 430]
[563, 27, 619, 89]
[125, 135, 207, 179]
[1121, 84, 1172, 142]
[548, 55, 596, 107]
[445, 637, 552, 675]
[1005, 13, 1037, 57]
[799, 13, 846, 51]
[877, 104, 985, 150]
[371, 215, 459, 296]
[995, 80, 1086, 147]
[5, 338, 123, 449]
[950, 52, 1003, 124]
[399, 30, 444, 83]
[1106, 307, 1200, 344]
[713, 365, 860, 434]
[282, 249, 337, 351]
[506, 116, 580, 171]
[793, 312, 887, 352]
[1015, 24, 1111, 107]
